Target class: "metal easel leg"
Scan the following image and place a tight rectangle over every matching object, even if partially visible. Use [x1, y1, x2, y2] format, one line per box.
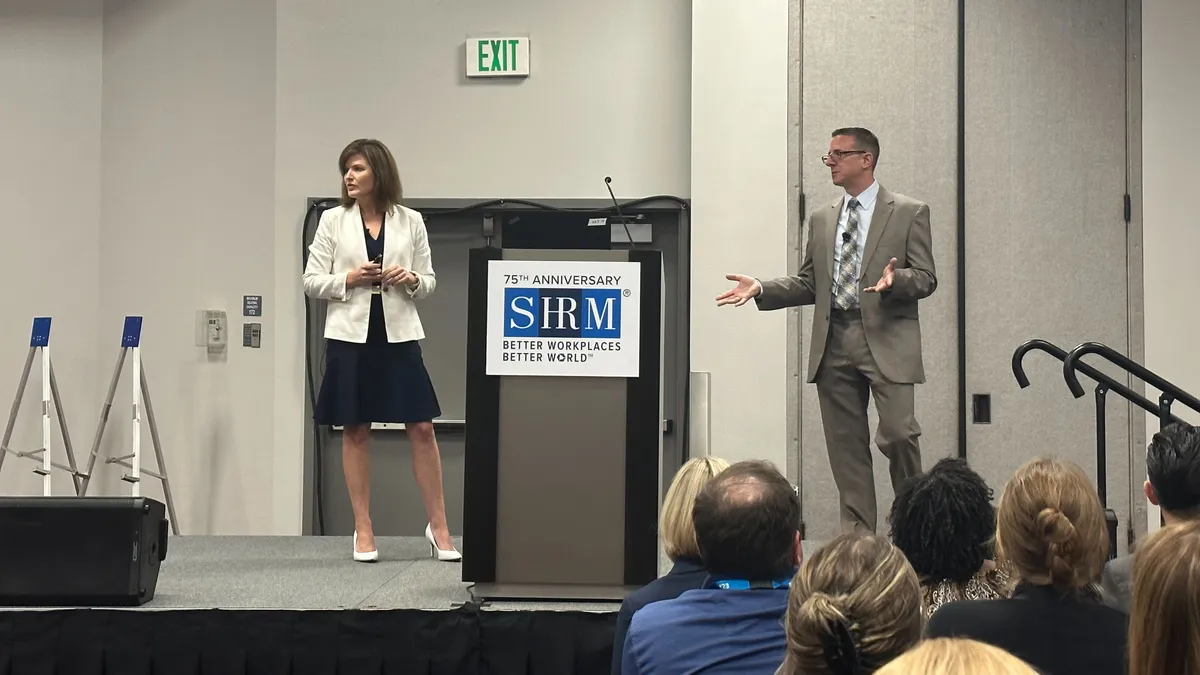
[38, 344, 52, 495]
[79, 348, 127, 496]
[140, 365, 178, 534]
[129, 345, 141, 496]
[49, 359, 83, 496]
[0, 347, 36, 477]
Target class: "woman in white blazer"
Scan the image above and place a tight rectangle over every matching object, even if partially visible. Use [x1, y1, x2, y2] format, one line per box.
[303, 138, 460, 563]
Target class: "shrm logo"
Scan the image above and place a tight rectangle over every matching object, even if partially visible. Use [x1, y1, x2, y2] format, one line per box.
[504, 287, 622, 338]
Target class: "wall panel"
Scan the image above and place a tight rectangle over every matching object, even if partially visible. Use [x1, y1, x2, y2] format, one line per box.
[965, 0, 1131, 550]
[799, 0, 959, 539]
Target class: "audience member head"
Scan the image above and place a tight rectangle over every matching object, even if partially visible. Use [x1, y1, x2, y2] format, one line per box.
[889, 457, 997, 584]
[1128, 519, 1200, 675]
[781, 533, 923, 675]
[692, 459, 801, 581]
[995, 458, 1108, 594]
[659, 456, 730, 561]
[873, 638, 1039, 675]
[338, 138, 403, 210]
[1145, 422, 1200, 523]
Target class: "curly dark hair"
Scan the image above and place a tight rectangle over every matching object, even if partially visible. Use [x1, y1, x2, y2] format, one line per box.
[887, 457, 996, 584]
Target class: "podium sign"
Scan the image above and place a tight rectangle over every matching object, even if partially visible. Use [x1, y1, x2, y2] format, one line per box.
[486, 259, 641, 377]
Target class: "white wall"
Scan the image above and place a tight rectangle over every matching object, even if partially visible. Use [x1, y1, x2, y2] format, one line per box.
[1142, 0, 1200, 529]
[689, 1, 790, 469]
[0, 0, 102, 496]
[0, 0, 691, 532]
[271, 0, 692, 532]
[99, 0, 277, 533]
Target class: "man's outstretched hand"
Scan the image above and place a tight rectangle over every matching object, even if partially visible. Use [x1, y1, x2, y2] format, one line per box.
[716, 274, 762, 307]
[863, 258, 897, 293]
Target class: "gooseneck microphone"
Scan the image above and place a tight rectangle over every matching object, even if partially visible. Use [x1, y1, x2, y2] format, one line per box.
[604, 176, 636, 248]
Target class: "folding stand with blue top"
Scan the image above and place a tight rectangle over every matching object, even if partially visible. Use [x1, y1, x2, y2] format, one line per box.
[78, 316, 180, 534]
[0, 317, 84, 495]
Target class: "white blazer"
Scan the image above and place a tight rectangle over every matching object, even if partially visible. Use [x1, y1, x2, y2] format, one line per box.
[302, 202, 436, 344]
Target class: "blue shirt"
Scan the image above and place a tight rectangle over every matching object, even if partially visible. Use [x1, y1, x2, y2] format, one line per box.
[621, 586, 788, 675]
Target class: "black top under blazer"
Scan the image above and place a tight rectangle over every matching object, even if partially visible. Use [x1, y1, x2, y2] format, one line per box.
[925, 582, 1128, 675]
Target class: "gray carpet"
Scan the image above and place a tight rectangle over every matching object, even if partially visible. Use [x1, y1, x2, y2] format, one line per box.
[10, 536, 822, 612]
[140, 535, 624, 612]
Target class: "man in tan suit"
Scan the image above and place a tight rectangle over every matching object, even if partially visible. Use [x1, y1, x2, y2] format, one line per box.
[717, 127, 937, 533]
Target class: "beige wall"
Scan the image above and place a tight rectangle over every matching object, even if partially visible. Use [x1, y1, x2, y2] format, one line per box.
[1142, 0, 1200, 530]
[0, 0, 102, 497]
[273, 0, 693, 532]
[98, 0, 278, 532]
[689, 0, 792, 470]
[1, 0, 693, 532]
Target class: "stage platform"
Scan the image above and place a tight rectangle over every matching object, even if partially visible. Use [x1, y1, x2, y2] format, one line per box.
[0, 535, 626, 675]
[114, 535, 622, 612]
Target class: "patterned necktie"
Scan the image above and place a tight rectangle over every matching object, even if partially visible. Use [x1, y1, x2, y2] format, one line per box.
[832, 198, 861, 310]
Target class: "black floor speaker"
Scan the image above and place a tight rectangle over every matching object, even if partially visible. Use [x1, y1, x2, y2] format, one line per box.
[0, 496, 169, 606]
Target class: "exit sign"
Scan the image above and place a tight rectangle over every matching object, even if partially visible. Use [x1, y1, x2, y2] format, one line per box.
[466, 37, 530, 78]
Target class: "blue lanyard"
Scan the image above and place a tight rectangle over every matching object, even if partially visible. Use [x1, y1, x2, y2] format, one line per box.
[713, 578, 791, 590]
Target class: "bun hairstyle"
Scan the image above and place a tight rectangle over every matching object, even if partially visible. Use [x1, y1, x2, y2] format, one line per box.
[996, 458, 1108, 593]
[782, 533, 923, 675]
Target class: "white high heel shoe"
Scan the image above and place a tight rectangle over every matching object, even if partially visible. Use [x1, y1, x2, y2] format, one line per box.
[353, 530, 379, 563]
[425, 523, 462, 562]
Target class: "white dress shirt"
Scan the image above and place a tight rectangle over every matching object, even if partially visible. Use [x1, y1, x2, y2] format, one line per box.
[831, 180, 880, 295]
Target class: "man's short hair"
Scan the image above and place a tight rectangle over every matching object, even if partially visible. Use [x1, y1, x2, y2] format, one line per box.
[831, 127, 881, 167]
[692, 460, 800, 580]
[1148, 422, 1200, 518]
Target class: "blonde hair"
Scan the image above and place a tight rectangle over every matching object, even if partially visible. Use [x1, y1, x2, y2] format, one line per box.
[781, 533, 923, 675]
[995, 458, 1108, 593]
[1129, 519, 1200, 675]
[874, 638, 1039, 675]
[659, 456, 729, 560]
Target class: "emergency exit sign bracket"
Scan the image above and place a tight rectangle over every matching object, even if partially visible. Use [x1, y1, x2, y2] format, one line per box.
[466, 37, 531, 78]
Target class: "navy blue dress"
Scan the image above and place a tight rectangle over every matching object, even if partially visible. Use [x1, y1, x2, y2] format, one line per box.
[313, 214, 442, 427]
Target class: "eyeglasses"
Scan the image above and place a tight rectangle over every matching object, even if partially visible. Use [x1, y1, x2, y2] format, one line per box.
[822, 150, 868, 163]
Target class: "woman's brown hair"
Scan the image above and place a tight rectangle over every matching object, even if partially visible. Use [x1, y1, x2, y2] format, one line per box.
[1128, 519, 1200, 675]
[782, 533, 923, 675]
[338, 138, 403, 209]
[995, 458, 1108, 593]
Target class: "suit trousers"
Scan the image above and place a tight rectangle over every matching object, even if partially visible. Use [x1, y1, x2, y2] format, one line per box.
[815, 309, 922, 533]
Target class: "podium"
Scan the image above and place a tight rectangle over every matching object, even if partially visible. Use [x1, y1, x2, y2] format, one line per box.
[463, 247, 664, 602]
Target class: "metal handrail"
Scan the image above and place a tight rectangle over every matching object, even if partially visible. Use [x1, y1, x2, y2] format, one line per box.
[1062, 342, 1200, 418]
[1013, 338, 1195, 561]
[1013, 339, 1185, 426]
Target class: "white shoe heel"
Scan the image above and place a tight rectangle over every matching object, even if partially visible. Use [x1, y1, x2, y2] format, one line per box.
[425, 523, 462, 562]
[353, 530, 378, 563]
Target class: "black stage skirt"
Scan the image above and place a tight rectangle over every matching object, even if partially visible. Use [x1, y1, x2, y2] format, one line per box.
[314, 294, 441, 426]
